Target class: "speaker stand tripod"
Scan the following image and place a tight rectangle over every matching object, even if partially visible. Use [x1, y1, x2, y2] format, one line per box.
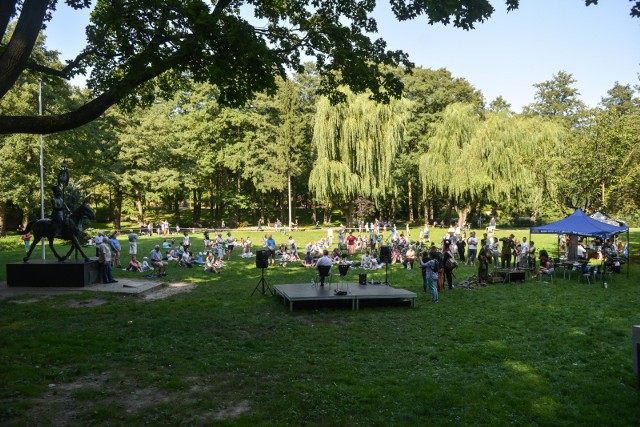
[382, 262, 390, 286]
[252, 267, 274, 296]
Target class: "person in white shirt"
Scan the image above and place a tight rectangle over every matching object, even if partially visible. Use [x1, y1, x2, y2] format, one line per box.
[520, 237, 529, 268]
[466, 231, 479, 266]
[577, 242, 586, 260]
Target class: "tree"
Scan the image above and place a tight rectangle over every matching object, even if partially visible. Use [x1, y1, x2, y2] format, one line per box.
[418, 103, 564, 225]
[5, 0, 635, 134]
[400, 67, 484, 224]
[523, 70, 587, 128]
[309, 90, 412, 225]
[488, 96, 511, 113]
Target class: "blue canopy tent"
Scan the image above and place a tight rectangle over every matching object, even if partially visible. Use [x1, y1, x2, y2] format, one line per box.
[530, 209, 629, 276]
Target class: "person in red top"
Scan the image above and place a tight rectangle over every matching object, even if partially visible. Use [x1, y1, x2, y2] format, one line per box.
[346, 231, 356, 256]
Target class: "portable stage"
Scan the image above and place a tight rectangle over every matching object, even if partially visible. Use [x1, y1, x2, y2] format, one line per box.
[273, 283, 417, 312]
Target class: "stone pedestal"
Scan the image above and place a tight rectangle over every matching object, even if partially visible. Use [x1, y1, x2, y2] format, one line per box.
[7, 259, 101, 287]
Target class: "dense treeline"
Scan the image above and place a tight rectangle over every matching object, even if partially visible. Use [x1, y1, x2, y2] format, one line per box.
[0, 40, 639, 235]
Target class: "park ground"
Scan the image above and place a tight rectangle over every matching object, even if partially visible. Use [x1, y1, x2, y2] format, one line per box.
[1, 226, 640, 425]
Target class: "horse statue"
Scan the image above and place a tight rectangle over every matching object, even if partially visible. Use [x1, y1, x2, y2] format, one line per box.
[21, 203, 95, 263]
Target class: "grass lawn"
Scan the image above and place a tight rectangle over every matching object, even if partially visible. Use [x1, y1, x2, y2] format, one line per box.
[1, 227, 639, 425]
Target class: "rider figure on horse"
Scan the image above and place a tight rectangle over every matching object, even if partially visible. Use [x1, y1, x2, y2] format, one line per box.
[51, 185, 71, 237]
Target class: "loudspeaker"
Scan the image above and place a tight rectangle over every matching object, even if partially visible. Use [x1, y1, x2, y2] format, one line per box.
[359, 273, 367, 285]
[256, 250, 269, 269]
[380, 245, 392, 263]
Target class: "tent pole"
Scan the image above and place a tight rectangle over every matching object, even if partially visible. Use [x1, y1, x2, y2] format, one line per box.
[627, 229, 629, 278]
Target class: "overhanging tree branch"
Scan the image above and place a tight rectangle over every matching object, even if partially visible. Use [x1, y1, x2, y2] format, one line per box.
[0, 0, 49, 99]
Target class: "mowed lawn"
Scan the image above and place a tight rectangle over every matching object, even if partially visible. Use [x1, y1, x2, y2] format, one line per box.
[1, 227, 639, 426]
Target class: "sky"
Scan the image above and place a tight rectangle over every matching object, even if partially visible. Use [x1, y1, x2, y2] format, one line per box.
[45, 0, 639, 112]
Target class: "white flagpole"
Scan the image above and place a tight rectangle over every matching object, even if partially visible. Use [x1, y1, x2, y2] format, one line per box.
[39, 82, 45, 260]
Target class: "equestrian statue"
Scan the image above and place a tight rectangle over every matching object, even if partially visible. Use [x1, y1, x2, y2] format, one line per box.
[21, 185, 95, 262]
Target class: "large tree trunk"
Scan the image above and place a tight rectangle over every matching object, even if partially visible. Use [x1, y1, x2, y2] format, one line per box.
[408, 180, 414, 224]
[21, 205, 30, 227]
[113, 187, 123, 230]
[455, 205, 471, 228]
[192, 189, 202, 225]
[173, 198, 180, 225]
[134, 197, 144, 226]
[423, 198, 428, 226]
[323, 202, 331, 225]
[346, 200, 353, 228]
[208, 177, 214, 225]
[0, 200, 7, 237]
[444, 198, 453, 226]
[311, 200, 317, 223]
[291, 177, 297, 223]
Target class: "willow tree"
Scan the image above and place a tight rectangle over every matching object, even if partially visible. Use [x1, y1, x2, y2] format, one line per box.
[309, 90, 412, 224]
[419, 103, 564, 225]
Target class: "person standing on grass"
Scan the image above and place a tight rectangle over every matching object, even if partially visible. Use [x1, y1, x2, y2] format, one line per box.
[109, 233, 121, 268]
[456, 238, 466, 263]
[478, 243, 492, 283]
[520, 237, 529, 268]
[182, 230, 191, 250]
[266, 234, 276, 266]
[226, 232, 236, 260]
[500, 234, 515, 268]
[347, 231, 356, 256]
[99, 237, 116, 283]
[466, 231, 478, 266]
[128, 229, 139, 257]
[420, 251, 439, 303]
[491, 237, 500, 267]
[442, 244, 455, 290]
[94, 231, 104, 257]
[21, 231, 31, 253]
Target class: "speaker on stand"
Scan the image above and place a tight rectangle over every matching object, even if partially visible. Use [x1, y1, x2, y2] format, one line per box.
[252, 250, 274, 296]
[380, 245, 392, 286]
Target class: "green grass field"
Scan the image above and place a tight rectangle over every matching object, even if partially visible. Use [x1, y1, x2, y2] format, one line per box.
[1, 227, 639, 425]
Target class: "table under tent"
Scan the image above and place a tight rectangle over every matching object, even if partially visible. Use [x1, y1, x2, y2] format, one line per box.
[529, 209, 629, 278]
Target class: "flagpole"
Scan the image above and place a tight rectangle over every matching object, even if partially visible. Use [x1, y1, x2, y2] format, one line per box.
[39, 82, 45, 260]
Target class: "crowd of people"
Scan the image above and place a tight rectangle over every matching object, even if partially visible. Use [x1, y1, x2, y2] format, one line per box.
[87, 218, 628, 298]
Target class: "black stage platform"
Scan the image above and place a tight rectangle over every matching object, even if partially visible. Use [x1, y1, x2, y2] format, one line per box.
[7, 258, 101, 287]
[274, 283, 417, 311]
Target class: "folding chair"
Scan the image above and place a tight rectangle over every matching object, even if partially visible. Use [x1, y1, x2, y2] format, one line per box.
[315, 265, 332, 287]
[337, 264, 350, 289]
[580, 265, 596, 285]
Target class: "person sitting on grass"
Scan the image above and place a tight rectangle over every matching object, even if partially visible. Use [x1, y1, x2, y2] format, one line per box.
[167, 246, 179, 261]
[331, 247, 342, 263]
[288, 250, 300, 262]
[162, 239, 171, 249]
[391, 245, 403, 264]
[192, 252, 205, 265]
[180, 250, 193, 268]
[279, 248, 291, 267]
[204, 252, 218, 273]
[126, 255, 142, 272]
[303, 251, 315, 267]
[361, 250, 373, 269]
[141, 257, 151, 271]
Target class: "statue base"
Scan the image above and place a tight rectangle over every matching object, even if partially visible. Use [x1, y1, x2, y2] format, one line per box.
[7, 258, 101, 287]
